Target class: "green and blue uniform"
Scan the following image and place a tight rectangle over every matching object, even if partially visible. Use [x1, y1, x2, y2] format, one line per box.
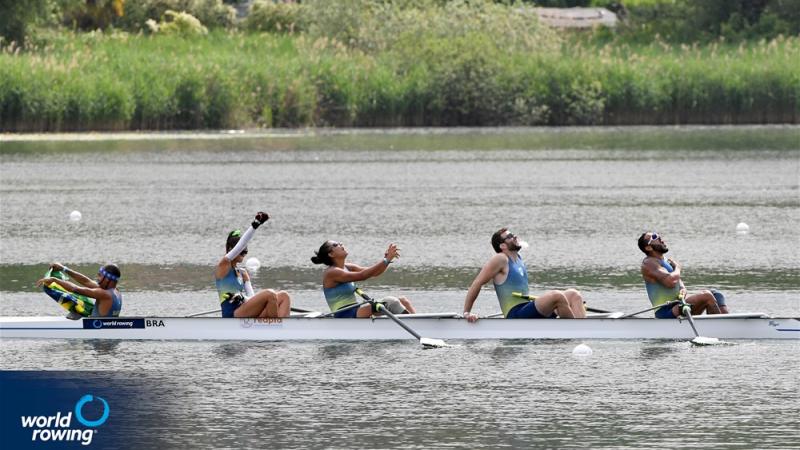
[323, 269, 359, 318]
[494, 255, 529, 316]
[216, 266, 245, 318]
[91, 289, 122, 317]
[646, 258, 681, 319]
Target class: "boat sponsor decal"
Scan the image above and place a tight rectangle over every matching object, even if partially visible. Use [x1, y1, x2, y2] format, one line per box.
[82, 318, 145, 329]
[17, 393, 108, 446]
[240, 317, 283, 328]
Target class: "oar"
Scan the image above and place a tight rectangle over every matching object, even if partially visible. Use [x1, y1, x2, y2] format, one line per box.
[512, 292, 611, 314]
[187, 309, 221, 317]
[187, 306, 316, 318]
[354, 288, 448, 348]
[679, 302, 723, 346]
[317, 300, 365, 318]
[620, 300, 681, 318]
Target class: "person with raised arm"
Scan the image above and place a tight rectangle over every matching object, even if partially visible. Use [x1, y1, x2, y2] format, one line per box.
[215, 211, 291, 318]
[311, 240, 416, 317]
[638, 231, 729, 318]
[463, 228, 585, 323]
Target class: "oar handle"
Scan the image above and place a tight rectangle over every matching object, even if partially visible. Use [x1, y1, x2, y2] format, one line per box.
[355, 288, 372, 302]
[512, 292, 537, 301]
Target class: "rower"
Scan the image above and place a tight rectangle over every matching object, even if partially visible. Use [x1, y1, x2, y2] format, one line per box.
[215, 211, 291, 318]
[463, 228, 585, 322]
[638, 231, 729, 318]
[37, 263, 122, 319]
[311, 240, 415, 317]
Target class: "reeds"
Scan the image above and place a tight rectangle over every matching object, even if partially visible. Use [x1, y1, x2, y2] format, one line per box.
[0, 26, 797, 131]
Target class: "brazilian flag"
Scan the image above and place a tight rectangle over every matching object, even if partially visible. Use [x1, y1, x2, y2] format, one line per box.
[42, 268, 94, 316]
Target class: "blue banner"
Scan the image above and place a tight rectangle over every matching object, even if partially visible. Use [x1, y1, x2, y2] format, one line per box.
[1, 371, 169, 449]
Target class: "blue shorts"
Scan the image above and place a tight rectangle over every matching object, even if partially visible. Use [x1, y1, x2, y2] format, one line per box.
[655, 304, 676, 319]
[221, 299, 242, 318]
[711, 290, 726, 307]
[333, 305, 359, 318]
[506, 301, 557, 319]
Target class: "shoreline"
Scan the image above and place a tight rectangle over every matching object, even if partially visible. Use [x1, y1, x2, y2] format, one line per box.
[3, 124, 799, 142]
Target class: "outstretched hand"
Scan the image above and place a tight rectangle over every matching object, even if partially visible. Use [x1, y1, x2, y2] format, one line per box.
[384, 243, 399, 262]
[50, 262, 64, 271]
[36, 277, 54, 288]
[252, 211, 269, 229]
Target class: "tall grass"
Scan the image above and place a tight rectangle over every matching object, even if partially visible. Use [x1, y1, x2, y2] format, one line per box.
[0, 27, 798, 130]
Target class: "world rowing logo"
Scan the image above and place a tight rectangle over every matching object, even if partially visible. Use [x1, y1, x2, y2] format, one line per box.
[75, 394, 110, 427]
[19, 393, 110, 445]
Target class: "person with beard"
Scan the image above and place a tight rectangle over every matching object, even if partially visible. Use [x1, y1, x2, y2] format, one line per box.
[638, 231, 729, 318]
[462, 228, 586, 322]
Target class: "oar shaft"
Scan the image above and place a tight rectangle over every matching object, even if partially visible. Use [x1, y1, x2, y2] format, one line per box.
[318, 301, 364, 318]
[513, 291, 611, 314]
[190, 306, 316, 318]
[375, 304, 422, 340]
[622, 300, 680, 318]
[681, 305, 701, 338]
[187, 309, 221, 317]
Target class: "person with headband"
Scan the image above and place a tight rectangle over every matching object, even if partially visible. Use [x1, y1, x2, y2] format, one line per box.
[638, 231, 729, 318]
[37, 263, 123, 319]
[311, 241, 416, 318]
[215, 211, 291, 318]
[463, 228, 585, 322]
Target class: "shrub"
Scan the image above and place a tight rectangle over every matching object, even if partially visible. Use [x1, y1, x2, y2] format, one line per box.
[0, 0, 51, 44]
[117, 0, 235, 31]
[148, 11, 209, 36]
[242, 0, 306, 33]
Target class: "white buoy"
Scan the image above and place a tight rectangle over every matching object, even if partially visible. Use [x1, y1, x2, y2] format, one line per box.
[69, 210, 82, 222]
[572, 343, 593, 357]
[245, 257, 261, 271]
[736, 222, 749, 235]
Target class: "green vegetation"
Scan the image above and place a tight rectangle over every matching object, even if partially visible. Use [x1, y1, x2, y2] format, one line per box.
[0, 0, 798, 131]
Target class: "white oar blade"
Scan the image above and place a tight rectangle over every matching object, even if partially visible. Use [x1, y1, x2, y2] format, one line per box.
[690, 336, 723, 346]
[420, 337, 449, 348]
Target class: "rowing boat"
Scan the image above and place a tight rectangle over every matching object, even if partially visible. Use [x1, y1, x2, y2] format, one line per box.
[1, 313, 797, 341]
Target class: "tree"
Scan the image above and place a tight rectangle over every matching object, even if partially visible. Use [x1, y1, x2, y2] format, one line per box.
[0, 0, 50, 44]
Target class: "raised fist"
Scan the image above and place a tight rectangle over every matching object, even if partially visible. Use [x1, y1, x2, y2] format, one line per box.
[252, 212, 269, 229]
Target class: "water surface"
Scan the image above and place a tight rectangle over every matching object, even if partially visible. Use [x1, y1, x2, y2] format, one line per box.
[1, 127, 799, 449]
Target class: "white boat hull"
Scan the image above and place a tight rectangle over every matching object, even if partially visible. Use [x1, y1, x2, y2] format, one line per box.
[1, 315, 798, 341]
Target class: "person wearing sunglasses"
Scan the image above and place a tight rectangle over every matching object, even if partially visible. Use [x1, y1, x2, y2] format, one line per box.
[462, 228, 585, 322]
[311, 241, 416, 318]
[37, 263, 122, 319]
[215, 211, 291, 318]
[638, 231, 728, 318]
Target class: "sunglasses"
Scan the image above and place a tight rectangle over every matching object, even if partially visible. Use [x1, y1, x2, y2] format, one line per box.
[503, 233, 516, 241]
[330, 242, 341, 248]
[647, 233, 660, 245]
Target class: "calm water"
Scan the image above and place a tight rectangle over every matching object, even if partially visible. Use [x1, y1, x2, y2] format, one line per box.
[1, 127, 799, 449]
